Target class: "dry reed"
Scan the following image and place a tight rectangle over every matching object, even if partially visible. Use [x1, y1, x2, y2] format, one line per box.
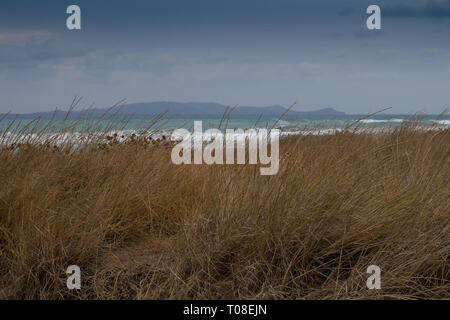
[0, 116, 448, 299]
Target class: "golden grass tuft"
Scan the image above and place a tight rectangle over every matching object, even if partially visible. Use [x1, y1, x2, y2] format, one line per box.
[0, 119, 448, 299]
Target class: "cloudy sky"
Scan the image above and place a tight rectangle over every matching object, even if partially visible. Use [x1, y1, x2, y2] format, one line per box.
[1, 0, 450, 114]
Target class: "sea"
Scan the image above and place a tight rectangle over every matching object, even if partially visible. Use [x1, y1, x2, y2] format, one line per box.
[0, 114, 448, 145]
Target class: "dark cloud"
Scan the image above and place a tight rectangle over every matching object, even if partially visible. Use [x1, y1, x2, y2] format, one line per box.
[1, 0, 450, 113]
[384, 0, 450, 18]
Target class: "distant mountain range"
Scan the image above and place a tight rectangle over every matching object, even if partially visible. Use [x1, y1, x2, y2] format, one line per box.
[2, 102, 346, 119]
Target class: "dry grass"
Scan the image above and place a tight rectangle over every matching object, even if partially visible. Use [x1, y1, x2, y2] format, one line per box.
[0, 119, 448, 300]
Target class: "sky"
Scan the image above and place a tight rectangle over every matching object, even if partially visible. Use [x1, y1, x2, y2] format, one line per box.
[0, 0, 450, 114]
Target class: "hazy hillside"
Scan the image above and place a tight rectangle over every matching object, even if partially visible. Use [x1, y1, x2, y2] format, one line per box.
[2, 102, 346, 119]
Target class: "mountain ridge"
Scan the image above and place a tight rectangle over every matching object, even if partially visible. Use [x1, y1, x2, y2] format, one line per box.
[2, 101, 346, 118]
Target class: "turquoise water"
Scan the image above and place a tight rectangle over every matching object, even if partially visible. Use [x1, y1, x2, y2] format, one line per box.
[0, 114, 449, 134]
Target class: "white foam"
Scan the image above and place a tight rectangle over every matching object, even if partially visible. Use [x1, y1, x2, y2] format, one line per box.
[360, 119, 404, 123]
[434, 120, 450, 125]
[1, 124, 447, 149]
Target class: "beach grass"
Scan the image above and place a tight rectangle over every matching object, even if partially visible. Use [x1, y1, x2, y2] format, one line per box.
[0, 118, 448, 299]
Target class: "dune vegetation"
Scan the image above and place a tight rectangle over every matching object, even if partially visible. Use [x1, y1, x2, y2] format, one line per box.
[0, 116, 448, 299]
